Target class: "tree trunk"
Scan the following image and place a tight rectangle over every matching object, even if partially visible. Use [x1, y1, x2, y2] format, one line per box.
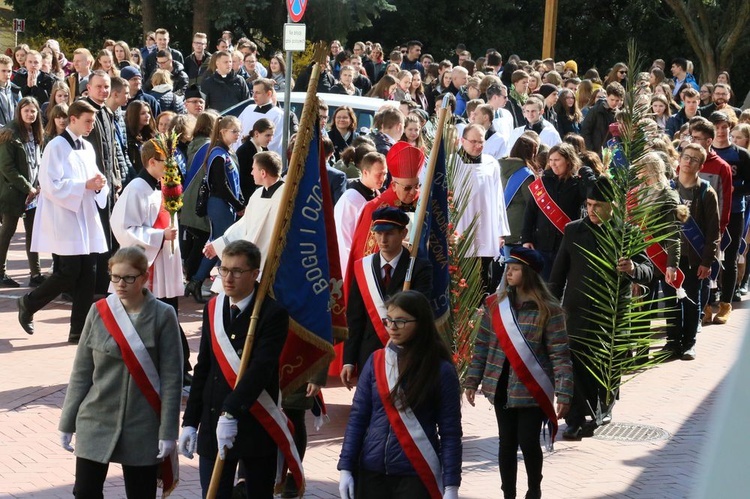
[193, 0, 212, 39]
[663, 0, 750, 84]
[142, 0, 157, 34]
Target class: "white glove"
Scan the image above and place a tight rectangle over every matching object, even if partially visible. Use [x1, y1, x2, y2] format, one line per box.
[216, 415, 238, 460]
[156, 439, 176, 459]
[338, 470, 355, 499]
[444, 485, 459, 499]
[178, 426, 198, 459]
[60, 432, 74, 452]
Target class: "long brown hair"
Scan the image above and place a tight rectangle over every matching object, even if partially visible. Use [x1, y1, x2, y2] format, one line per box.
[547, 142, 581, 179]
[15, 97, 44, 145]
[44, 103, 68, 140]
[367, 74, 397, 99]
[201, 115, 240, 170]
[384, 291, 454, 411]
[498, 263, 560, 330]
[125, 100, 155, 141]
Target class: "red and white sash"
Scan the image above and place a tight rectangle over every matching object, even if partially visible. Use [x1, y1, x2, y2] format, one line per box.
[644, 236, 686, 297]
[373, 348, 443, 499]
[353, 254, 390, 347]
[207, 294, 305, 494]
[96, 295, 178, 497]
[489, 295, 558, 442]
[529, 177, 571, 234]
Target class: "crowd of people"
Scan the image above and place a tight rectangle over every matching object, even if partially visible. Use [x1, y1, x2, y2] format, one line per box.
[1, 30, 748, 499]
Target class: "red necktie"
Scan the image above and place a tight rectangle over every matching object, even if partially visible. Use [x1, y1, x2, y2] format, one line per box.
[382, 263, 392, 289]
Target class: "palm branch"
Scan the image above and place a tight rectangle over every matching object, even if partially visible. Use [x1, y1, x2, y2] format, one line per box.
[441, 123, 485, 379]
[568, 41, 681, 421]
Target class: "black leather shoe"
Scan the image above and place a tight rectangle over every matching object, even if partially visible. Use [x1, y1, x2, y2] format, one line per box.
[17, 295, 34, 335]
[1, 274, 21, 288]
[28, 274, 46, 288]
[563, 421, 596, 440]
[185, 280, 208, 304]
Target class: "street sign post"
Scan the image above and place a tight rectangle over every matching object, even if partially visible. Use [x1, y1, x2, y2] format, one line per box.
[13, 19, 25, 46]
[282, 0, 308, 169]
[283, 23, 306, 52]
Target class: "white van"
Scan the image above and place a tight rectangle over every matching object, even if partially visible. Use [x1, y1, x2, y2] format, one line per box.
[222, 92, 396, 131]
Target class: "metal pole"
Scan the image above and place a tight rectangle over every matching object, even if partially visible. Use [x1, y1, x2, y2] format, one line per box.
[282, 14, 293, 171]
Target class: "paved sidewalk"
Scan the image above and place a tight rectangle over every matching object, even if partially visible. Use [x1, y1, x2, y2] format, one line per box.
[0, 231, 746, 498]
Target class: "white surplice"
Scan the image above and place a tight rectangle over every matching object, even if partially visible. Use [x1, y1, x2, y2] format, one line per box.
[31, 134, 110, 255]
[452, 153, 510, 257]
[236, 104, 285, 156]
[110, 176, 183, 299]
[210, 181, 285, 292]
[334, 188, 368, 280]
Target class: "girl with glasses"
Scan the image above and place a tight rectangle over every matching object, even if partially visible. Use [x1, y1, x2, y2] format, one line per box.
[338, 290, 462, 499]
[59, 246, 183, 499]
[185, 116, 244, 303]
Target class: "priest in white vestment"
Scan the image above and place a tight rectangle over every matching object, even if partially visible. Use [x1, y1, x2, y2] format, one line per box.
[453, 124, 510, 292]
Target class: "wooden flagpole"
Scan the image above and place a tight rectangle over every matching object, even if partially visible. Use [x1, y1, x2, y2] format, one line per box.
[206, 41, 330, 499]
[403, 95, 451, 291]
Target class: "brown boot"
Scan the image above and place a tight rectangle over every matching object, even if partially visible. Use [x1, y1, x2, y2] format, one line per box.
[702, 304, 713, 326]
[713, 302, 732, 324]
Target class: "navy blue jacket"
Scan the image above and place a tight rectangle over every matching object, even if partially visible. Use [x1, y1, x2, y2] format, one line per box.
[338, 352, 462, 487]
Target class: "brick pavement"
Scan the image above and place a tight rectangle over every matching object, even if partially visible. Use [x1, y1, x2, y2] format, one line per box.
[0, 229, 746, 498]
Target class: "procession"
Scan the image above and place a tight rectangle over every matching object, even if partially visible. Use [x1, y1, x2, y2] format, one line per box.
[1, 1, 750, 497]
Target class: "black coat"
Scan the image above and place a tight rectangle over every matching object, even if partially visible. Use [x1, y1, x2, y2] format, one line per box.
[581, 99, 616, 157]
[549, 218, 654, 339]
[345, 247, 433, 370]
[521, 168, 596, 253]
[201, 71, 249, 112]
[183, 293, 289, 458]
[12, 69, 56, 103]
[548, 217, 653, 421]
[143, 47, 184, 82]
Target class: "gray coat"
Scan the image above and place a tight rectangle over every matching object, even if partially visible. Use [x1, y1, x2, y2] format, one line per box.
[59, 291, 183, 466]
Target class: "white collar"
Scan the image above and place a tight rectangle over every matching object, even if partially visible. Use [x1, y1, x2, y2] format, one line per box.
[65, 128, 83, 141]
[381, 251, 402, 271]
[229, 290, 254, 314]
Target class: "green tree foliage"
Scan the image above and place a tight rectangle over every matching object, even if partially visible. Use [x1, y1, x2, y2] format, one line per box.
[662, 0, 750, 82]
[8, 0, 141, 51]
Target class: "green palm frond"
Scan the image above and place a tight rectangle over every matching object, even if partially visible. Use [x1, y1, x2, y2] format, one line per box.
[568, 42, 681, 416]
[442, 123, 485, 379]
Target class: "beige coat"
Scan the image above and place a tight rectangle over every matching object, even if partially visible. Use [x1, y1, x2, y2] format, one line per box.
[59, 291, 183, 466]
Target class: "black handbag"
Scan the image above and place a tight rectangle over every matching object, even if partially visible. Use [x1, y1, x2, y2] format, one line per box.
[195, 175, 210, 217]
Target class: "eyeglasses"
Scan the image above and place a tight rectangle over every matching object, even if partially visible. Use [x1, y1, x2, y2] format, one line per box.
[217, 266, 255, 279]
[392, 180, 421, 192]
[382, 317, 418, 329]
[109, 273, 144, 284]
[681, 154, 703, 165]
[689, 135, 709, 143]
[464, 139, 485, 146]
[618, 70, 628, 75]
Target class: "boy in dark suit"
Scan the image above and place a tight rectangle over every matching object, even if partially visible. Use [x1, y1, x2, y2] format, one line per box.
[179, 240, 289, 498]
[341, 206, 432, 389]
